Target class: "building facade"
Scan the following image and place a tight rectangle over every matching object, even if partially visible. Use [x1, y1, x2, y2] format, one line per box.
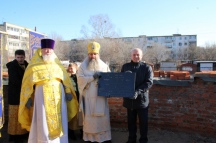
[145, 34, 197, 49]
[117, 34, 197, 60]
[0, 22, 46, 67]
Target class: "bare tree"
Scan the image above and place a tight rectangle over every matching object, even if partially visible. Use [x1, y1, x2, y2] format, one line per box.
[173, 47, 189, 61]
[201, 44, 216, 60]
[80, 14, 119, 39]
[186, 45, 198, 60]
[68, 40, 88, 62]
[193, 46, 204, 60]
[49, 32, 71, 60]
[98, 38, 133, 65]
[144, 43, 170, 65]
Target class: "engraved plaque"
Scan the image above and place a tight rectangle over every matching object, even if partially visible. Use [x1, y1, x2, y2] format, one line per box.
[98, 72, 135, 98]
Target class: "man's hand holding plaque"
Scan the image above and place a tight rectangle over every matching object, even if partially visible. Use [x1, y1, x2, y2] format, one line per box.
[93, 72, 101, 80]
[131, 91, 139, 99]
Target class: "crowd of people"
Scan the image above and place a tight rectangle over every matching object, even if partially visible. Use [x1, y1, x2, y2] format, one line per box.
[6, 39, 153, 143]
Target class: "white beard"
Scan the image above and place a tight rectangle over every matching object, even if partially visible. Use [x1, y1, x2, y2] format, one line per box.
[87, 58, 100, 71]
[42, 53, 55, 63]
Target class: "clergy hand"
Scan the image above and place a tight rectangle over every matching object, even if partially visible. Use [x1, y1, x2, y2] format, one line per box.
[66, 93, 73, 101]
[93, 72, 101, 80]
[26, 98, 33, 109]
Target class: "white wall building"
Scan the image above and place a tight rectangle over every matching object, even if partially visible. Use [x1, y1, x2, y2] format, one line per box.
[145, 34, 196, 49]
[118, 34, 197, 60]
[0, 22, 46, 64]
[0, 22, 31, 61]
[119, 34, 197, 50]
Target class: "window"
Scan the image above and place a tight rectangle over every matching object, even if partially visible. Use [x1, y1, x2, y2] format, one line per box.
[184, 43, 187, 46]
[21, 29, 27, 34]
[13, 43, 19, 46]
[124, 38, 132, 42]
[147, 37, 153, 40]
[179, 42, 182, 46]
[14, 28, 20, 32]
[179, 37, 182, 40]
[185, 37, 187, 40]
[189, 36, 196, 39]
[165, 36, 172, 40]
[8, 35, 19, 39]
[20, 36, 29, 41]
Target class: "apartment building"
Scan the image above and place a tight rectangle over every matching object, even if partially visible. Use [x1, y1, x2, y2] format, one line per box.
[118, 34, 197, 49]
[116, 34, 197, 60]
[0, 22, 46, 64]
[145, 34, 197, 49]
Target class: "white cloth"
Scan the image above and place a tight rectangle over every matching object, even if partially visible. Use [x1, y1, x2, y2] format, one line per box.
[77, 57, 111, 142]
[28, 84, 68, 143]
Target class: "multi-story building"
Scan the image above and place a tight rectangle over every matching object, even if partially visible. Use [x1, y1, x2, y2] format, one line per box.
[114, 35, 147, 49]
[66, 34, 197, 63]
[117, 34, 197, 60]
[118, 34, 197, 49]
[0, 22, 46, 66]
[145, 34, 197, 49]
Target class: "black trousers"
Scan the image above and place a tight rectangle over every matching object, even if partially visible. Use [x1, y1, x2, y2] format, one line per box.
[127, 107, 148, 143]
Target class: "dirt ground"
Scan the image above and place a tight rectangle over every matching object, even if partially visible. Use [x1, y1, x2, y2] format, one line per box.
[0, 123, 216, 143]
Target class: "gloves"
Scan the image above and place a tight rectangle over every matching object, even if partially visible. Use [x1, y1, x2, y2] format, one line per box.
[26, 98, 33, 109]
[93, 72, 101, 79]
[66, 93, 73, 101]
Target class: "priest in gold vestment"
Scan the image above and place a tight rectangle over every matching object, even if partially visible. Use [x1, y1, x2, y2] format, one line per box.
[77, 42, 112, 143]
[18, 38, 78, 143]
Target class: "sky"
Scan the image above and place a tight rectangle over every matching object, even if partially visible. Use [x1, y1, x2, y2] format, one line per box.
[1, 0, 216, 46]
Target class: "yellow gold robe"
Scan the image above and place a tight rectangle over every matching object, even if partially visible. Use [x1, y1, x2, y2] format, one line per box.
[18, 49, 78, 139]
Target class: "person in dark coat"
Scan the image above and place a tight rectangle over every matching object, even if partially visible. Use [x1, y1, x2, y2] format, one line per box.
[6, 49, 29, 143]
[121, 48, 153, 143]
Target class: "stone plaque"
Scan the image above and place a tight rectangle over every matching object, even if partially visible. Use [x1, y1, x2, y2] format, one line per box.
[98, 72, 135, 98]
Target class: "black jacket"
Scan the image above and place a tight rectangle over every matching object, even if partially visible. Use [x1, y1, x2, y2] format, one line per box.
[6, 60, 28, 105]
[121, 61, 153, 109]
[70, 74, 80, 102]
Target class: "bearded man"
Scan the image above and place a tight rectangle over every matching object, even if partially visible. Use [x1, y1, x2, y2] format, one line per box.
[77, 41, 112, 143]
[18, 38, 78, 143]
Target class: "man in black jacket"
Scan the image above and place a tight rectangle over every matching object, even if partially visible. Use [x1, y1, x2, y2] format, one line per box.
[121, 48, 153, 143]
[6, 49, 29, 143]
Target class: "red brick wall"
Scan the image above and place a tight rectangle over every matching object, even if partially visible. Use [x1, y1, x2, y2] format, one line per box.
[3, 77, 216, 137]
[108, 77, 216, 137]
